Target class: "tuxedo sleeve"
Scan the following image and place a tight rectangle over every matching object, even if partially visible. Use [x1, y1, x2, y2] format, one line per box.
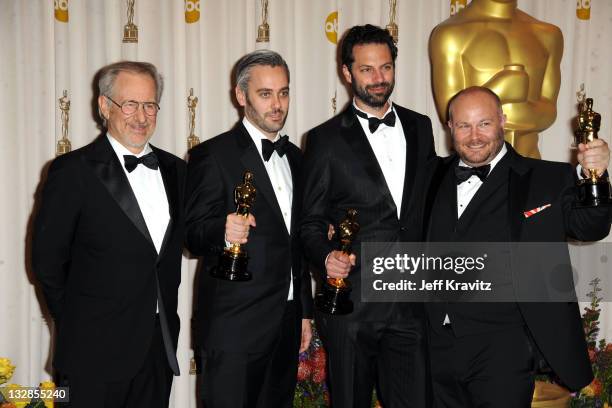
[299, 255, 314, 319]
[32, 156, 83, 322]
[299, 129, 336, 276]
[561, 164, 612, 240]
[185, 144, 227, 256]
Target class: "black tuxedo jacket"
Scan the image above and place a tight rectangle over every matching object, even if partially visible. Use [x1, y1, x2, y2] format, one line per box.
[33, 135, 186, 381]
[185, 123, 313, 353]
[424, 143, 612, 391]
[300, 104, 435, 322]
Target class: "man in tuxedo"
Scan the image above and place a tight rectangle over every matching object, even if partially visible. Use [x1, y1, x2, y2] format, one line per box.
[424, 86, 611, 407]
[300, 25, 435, 407]
[33, 61, 185, 408]
[185, 50, 313, 407]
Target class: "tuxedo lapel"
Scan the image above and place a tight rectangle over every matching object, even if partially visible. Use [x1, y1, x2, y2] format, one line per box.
[152, 145, 178, 261]
[286, 146, 301, 236]
[427, 158, 458, 241]
[86, 136, 155, 249]
[397, 106, 417, 221]
[456, 150, 510, 229]
[339, 108, 397, 216]
[236, 124, 287, 231]
[507, 149, 532, 242]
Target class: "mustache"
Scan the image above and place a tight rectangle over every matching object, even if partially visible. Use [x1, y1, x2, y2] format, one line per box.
[266, 109, 285, 116]
[365, 82, 391, 91]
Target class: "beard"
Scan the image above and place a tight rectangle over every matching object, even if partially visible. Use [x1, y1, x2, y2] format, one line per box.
[245, 97, 287, 135]
[352, 79, 395, 108]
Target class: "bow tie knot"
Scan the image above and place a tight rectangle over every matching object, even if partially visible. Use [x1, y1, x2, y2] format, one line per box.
[354, 107, 396, 133]
[262, 135, 289, 161]
[123, 152, 159, 172]
[455, 164, 491, 185]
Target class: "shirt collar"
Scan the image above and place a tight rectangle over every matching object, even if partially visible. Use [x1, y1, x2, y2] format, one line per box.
[242, 117, 280, 159]
[107, 133, 152, 165]
[458, 142, 507, 171]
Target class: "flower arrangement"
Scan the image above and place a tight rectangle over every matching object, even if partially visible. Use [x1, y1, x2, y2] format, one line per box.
[571, 278, 612, 407]
[293, 324, 329, 407]
[0, 358, 54, 408]
[292, 324, 383, 407]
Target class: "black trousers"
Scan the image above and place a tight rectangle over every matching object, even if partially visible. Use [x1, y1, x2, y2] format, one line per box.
[200, 301, 300, 408]
[316, 311, 429, 408]
[57, 315, 174, 408]
[429, 324, 536, 408]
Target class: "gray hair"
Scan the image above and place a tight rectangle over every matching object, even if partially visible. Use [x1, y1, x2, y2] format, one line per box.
[235, 50, 290, 93]
[97, 61, 164, 126]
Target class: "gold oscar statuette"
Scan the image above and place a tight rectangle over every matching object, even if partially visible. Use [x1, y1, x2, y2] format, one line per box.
[56, 90, 72, 156]
[212, 171, 257, 281]
[256, 0, 270, 43]
[331, 91, 337, 115]
[315, 209, 359, 315]
[187, 88, 200, 150]
[386, 0, 399, 44]
[574, 96, 612, 207]
[430, 0, 563, 159]
[123, 0, 138, 43]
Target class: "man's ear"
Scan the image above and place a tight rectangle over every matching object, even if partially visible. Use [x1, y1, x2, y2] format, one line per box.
[235, 86, 246, 107]
[342, 64, 352, 84]
[98, 95, 110, 120]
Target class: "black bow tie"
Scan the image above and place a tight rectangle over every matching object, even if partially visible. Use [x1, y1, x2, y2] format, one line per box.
[455, 164, 491, 185]
[354, 107, 396, 133]
[262, 135, 289, 161]
[123, 152, 159, 172]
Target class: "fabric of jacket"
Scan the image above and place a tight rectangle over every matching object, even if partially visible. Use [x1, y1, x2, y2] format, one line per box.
[185, 123, 313, 352]
[33, 135, 186, 381]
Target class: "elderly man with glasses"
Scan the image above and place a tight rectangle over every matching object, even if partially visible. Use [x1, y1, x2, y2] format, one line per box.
[33, 61, 186, 408]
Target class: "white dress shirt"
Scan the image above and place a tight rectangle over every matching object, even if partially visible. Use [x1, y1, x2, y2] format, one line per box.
[354, 100, 406, 218]
[242, 118, 294, 300]
[107, 134, 170, 252]
[443, 144, 508, 325]
[107, 134, 170, 313]
[456, 143, 508, 219]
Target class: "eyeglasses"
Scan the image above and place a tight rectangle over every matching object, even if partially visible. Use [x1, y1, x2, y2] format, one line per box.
[105, 96, 160, 116]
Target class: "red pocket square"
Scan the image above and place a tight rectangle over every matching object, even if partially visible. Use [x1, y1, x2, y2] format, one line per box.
[523, 204, 552, 218]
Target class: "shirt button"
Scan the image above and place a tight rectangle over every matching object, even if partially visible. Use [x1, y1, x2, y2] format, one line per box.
[278, 186, 282, 191]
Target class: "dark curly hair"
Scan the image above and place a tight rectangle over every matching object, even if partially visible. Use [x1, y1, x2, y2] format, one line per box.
[340, 24, 398, 71]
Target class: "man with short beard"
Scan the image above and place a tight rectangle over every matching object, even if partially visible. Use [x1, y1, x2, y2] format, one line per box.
[185, 50, 312, 407]
[424, 86, 611, 407]
[300, 25, 435, 407]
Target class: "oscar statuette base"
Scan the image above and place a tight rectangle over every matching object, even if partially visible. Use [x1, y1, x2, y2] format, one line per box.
[315, 279, 353, 315]
[211, 248, 252, 281]
[575, 177, 612, 208]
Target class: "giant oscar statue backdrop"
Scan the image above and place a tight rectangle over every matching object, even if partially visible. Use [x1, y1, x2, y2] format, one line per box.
[430, 0, 563, 158]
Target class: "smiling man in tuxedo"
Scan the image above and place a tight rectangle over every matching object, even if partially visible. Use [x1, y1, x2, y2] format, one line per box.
[424, 86, 611, 407]
[300, 25, 436, 407]
[185, 50, 313, 407]
[33, 61, 185, 408]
